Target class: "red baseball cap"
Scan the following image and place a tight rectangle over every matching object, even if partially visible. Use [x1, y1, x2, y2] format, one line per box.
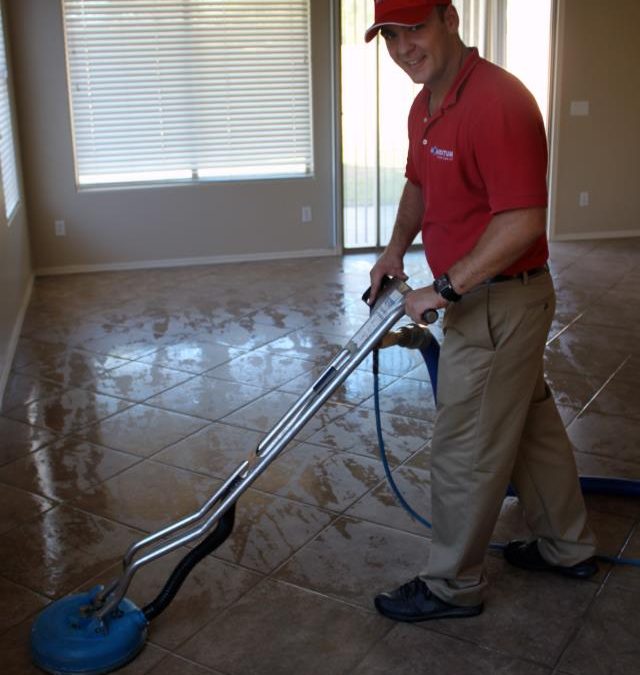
[365, 0, 452, 42]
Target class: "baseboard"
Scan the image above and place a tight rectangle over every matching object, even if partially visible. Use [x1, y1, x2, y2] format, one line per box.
[0, 273, 34, 409]
[550, 229, 640, 242]
[35, 247, 339, 277]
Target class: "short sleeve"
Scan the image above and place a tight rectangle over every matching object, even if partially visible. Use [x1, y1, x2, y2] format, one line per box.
[471, 83, 548, 214]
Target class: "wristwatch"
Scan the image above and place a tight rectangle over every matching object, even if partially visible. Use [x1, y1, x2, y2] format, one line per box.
[433, 273, 462, 302]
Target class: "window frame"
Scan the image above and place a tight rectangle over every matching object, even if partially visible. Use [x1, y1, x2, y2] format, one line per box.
[61, 0, 314, 190]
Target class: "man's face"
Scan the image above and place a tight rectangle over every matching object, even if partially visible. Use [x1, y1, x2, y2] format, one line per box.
[380, 6, 459, 89]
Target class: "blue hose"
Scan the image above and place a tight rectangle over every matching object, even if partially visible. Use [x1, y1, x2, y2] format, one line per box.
[372, 336, 640, 567]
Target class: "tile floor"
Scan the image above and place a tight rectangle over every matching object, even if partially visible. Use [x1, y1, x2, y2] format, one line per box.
[1, 239, 639, 675]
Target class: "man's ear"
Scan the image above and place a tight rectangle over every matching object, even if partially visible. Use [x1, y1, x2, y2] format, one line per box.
[444, 5, 460, 34]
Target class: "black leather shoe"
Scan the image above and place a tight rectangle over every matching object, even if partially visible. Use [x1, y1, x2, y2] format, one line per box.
[374, 577, 483, 622]
[504, 540, 598, 579]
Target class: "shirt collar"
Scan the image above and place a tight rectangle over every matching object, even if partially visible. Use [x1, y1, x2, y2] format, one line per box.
[424, 47, 481, 113]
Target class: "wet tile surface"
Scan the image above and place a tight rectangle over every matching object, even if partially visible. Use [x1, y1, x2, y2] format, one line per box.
[2, 242, 639, 673]
[5, 387, 133, 435]
[0, 438, 140, 502]
[178, 579, 390, 675]
[145, 376, 266, 421]
[557, 585, 640, 675]
[0, 504, 141, 598]
[352, 622, 553, 675]
[0, 416, 59, 466]
[0, 577, 49, 636]
[274, 516, 431, 609]
[0, 483, 56, 535]
[75, 404, 209, 456]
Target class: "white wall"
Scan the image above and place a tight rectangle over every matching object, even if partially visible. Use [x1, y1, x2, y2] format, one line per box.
[549, 0, 640, 240]
[0, 0, 33, 405]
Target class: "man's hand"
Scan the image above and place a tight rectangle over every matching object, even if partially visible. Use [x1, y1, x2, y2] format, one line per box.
[404, 286, 447, 323]
[368, 251, 408, 305]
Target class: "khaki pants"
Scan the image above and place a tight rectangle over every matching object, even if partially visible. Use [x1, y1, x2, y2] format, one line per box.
[422, 271, 596, 606]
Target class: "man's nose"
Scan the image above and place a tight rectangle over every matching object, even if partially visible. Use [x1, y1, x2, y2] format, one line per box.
[395, 30, 415, 56]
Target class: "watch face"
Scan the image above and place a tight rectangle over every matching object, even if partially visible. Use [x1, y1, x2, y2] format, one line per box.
[434, 274, 460, 301]
[434, 275, 449, 294]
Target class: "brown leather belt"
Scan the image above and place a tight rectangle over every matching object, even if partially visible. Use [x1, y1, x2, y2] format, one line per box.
[488, 265, 549, 284]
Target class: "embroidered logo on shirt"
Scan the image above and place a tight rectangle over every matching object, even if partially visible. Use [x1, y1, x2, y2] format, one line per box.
[430, 146, 454, 161]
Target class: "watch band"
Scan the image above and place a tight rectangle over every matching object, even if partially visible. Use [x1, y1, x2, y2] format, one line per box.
[433, 273, 462, 302]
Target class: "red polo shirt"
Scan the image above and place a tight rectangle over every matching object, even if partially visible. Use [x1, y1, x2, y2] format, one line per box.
[405, 48, 549, 278]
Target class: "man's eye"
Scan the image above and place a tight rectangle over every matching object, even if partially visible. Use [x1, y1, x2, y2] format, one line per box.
[380, 28, 396, 40]
[408, 23, 425, 32]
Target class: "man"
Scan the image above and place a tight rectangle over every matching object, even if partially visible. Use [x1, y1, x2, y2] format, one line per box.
[366, 0, 597, 622]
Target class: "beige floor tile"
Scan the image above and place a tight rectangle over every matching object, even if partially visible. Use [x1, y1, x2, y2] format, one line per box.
[422, 557, 598, 666]
[0, 618, 61, 675]
[261, 328, 346, 362]
[0, 438, 140, 502]
[89, 362, 195, 403]
[345, 464, 432, 536]
[81, 551, 261, 652]
[137, 340, 245, 375]
[352, 623, 552, 675]
[221, 391, 352, 440]
[360, 376, 437, 422]
[5, 387, 133, 435]
[10, 338, 68, 369]
[145, 655, 223, 674]
[568, 409, 640, 465]
[607, 526, 640, 592]
[213, 490, 335, 573]
[178, 579, 390, 675]
[0, 504, 142, 598]
[558, 585, 640, 675]
[278, 364, 396, 406]
[252, 442, 385, 512]
[145, 376, 266, 421]
[76, 404, 208, 457]
[204, 351, 315, 389]
[587, 374, 640, 420]
[0, 483, 56, 535]
[72, 460, 223, 534]
[304, 406, 432, 465]
[545, 369, 607, 413]
[79, 328, 174, 361]
[544, 323, 634, 380]
[17, 348, 130, 389]
[275, 516, 431, 609]
[154, 422, 263, 478]
[0, 577, 49, 636]
[203, 318, 293, 350]
[0, 373, 65, 413]
[0, 416, 59, 466]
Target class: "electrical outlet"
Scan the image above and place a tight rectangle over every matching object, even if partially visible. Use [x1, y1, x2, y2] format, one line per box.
[301, 206, 312, 223]
[579, 192, 589, 207]
[54, 220, 66, 236]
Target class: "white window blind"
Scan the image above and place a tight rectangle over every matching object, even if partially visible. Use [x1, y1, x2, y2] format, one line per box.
[62, 0, 313, 187]
[0, 4, 19, 220]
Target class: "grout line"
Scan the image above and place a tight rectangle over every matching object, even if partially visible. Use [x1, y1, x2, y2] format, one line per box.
[566, 355, 631, 428]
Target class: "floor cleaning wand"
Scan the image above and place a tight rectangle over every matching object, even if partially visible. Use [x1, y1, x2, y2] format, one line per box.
[29, 276, 436, 675]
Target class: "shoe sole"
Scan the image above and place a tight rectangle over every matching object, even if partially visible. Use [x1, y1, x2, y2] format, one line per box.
[504, 556, 598, 579]
[374, 600, 483, 623]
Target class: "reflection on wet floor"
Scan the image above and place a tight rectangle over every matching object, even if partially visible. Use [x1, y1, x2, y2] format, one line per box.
[1, 241, 640, 674]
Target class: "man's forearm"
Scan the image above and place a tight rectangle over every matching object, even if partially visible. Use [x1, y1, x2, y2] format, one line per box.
[385, 180, 424, 257]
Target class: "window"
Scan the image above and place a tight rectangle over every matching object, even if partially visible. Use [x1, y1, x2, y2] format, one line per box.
[62, 0, 313, 187]
[0, 3, 19, 221]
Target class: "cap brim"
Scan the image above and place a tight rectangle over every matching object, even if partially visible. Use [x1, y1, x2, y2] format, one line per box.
[364, 3, 443, 42]
[365, 20, 422, 42]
